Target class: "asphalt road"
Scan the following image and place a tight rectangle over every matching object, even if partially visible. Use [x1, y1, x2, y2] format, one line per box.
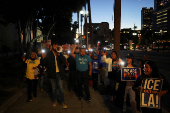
[106, 50, 170, 72]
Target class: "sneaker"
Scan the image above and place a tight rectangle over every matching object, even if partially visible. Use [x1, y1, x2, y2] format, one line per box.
[78, 97, 82, 100]
[41, 88, 44, 92]
[86, 98, 91, 102]
[110, 96, 113, 101]
[52, 101, 57, 107]
[61, 103, 67, 109]
[26, 99, 32, 102]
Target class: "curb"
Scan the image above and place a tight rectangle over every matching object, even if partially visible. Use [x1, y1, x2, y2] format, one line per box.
[0, 86, 27, 113]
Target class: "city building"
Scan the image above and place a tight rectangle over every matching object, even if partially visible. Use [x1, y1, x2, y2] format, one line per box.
[154, 0, 169, 11]
[153, 1, 170, 34]
[85, 22, 112, 46]
[141, 7, 153, 30]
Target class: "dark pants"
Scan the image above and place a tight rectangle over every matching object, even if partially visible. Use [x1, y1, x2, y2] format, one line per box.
[69, 70, 77, 90]
[92, 73, 98, 89]
[77, 70, 90, 99]
[109, 79, 116, 96]
[27, 79, 38, 100]
[108, 71, 117, 96]
[141, 107, 162, 113]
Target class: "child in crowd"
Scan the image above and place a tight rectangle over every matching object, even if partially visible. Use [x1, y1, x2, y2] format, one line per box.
[91, 54, 100, 91]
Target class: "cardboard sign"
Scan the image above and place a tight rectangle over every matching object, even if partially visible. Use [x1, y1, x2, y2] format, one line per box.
[121, 67, 141, 81]
[140, 78, 163, 109]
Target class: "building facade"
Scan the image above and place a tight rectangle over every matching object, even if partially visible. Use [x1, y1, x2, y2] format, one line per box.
[85, 22, 112, 46]
[154, 0, 169, 11]
[141, 7, 153, 30]
[153, 1, 170, 34]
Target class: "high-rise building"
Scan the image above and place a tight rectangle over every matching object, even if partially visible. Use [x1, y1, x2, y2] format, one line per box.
[153, 0, 170, 33]
[154, 0, 169, 11]
[141, 7, 153, 30]
[85, 22, 112, 45]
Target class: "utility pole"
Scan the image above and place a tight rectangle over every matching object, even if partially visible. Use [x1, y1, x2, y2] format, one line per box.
[88, 0, 93, 48]
[77, 11, 79, 35]
[114, 0, 121, 57]
[133, 23, 137, 51]
[85, 3, 88, 48]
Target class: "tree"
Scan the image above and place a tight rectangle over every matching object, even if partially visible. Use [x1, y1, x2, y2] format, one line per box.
[0, 0, 87, 51]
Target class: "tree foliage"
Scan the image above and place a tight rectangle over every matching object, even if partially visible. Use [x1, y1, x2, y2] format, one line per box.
[0, 0, 87, 45]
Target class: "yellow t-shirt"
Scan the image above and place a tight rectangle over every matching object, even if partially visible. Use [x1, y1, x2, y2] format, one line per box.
[25, 59, 40, 80]
[55, 55, 59, 73]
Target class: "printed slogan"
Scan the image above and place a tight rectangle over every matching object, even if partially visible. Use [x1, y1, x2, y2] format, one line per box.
[121, 67, 141, 81]
[140, 78, 163, 109]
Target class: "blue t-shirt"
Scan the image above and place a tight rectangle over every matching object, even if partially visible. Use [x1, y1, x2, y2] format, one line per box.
[98, 54, 106, 67]
[92, 59, 100, 73]
[75, 54, 92, 71]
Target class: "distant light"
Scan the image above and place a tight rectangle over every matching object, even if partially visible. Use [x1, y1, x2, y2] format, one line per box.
[53, 34, 55, 36]
[132, 33, 137, 35]
[80, 10, 84, 14]
[67, 50, 71, 54]
[41, 49, 45, 53]
[76, 39, 79, 43]
[121, 61, 125, 66]
[98, 41, 100, 43]
[89, 49, 93, 51]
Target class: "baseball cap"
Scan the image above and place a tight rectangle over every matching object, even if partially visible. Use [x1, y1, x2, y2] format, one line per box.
[125, 53, 134, 59]
[93, 54, 98, 56]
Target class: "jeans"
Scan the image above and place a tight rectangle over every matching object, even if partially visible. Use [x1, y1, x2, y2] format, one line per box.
[100, 67, 106, 83]
[39, 75, 43, 88]
[27, 79, 38, 100]
[77, 70, 90, 99]
[92, 73, 98, 89]
[123, 86, 137, 113]
[69, 70, 77, 90]
[50, 73, 64, 103]
[109, 79, 116, 96]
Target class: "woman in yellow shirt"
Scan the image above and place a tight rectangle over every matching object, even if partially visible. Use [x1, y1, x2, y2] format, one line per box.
[23, 52, 40, 102]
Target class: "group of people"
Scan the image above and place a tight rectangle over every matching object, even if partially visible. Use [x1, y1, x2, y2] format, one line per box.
[22, 41, 169, 113]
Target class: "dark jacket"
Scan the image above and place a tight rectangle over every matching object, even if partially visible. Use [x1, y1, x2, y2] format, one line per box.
[45, 51, 66, 79]
[132, 74, 169, 112]
[67, 55, 76, 71]
[67, 53, 79, 71]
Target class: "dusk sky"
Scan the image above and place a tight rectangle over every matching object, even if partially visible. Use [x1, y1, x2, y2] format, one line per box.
[72, 0, 154, 31]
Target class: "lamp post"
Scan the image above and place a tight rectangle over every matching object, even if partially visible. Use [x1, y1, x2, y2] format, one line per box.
[80, 9, 88, 49]
[80, 10, 84, 45]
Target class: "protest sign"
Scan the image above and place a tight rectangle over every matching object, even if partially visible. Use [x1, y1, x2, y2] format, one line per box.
[140, 78, 163, 109]
[121, 67, 141, 81]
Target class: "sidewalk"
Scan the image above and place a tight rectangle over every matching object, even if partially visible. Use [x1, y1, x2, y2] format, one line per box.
[0, 76, 122, 113]
[0, 76, 169, 113]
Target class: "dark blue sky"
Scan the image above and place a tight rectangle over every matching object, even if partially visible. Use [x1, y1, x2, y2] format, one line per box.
[72, 0, 154, 31]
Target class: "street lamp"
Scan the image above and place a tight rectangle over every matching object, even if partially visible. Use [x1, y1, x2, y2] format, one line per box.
[80, 10, 89, 48]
